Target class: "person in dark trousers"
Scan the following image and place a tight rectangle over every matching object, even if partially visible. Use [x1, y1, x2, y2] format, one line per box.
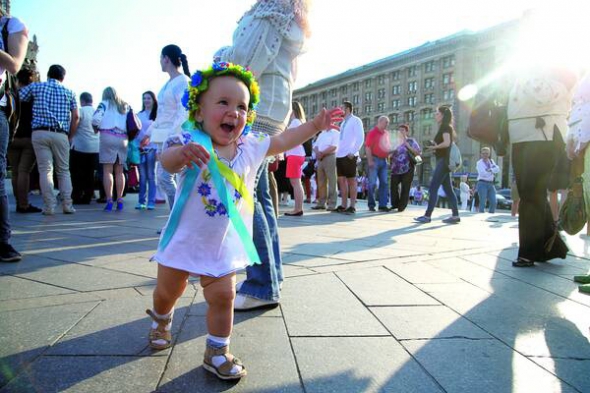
[389, 124, 421, 212]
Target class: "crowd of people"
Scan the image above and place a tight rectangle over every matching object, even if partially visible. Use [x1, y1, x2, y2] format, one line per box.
[2, 0, 590, 383]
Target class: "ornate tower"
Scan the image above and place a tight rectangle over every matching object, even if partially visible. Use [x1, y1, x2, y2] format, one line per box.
[0, 0, 9, 15]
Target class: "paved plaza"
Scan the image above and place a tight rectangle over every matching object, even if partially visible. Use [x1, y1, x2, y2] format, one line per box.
[1, 192, 590, 392]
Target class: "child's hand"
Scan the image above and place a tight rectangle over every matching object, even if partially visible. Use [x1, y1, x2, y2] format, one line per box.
[181, 142, 210, 169]
[312, 108, 345, 131]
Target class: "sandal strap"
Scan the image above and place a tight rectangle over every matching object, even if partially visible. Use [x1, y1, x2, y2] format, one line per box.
[146, 309, 172, 327]
[217, 357, 244, 376]
[204, 346, 245, 377]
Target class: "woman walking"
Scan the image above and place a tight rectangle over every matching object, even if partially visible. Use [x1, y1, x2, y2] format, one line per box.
[93, 87, 135, 211]
[141, 45, 190, 210]
[135, 91, 158, 210]
[414, 106, 460, 223]
[390, 124, 421, 212]
[284, 101, 307, 216]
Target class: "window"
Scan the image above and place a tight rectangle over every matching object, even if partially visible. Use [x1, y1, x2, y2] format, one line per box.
[341, 85, 348, 94]
[320, 91, 327, 100]
[312, 104, 317, 114]
[425, 61, 435, 72]
[365, 79, 372, 88]
[443, 89, 455, 100]
[424, 93, 434, 104]
[311, 94, 317, 103]
[353, 95, 359, 104]
[422, 124, 432, 136]
[353, 82, 359, 91]
[408, 81, 417, 93]
[331, 100, 337, 108]
[365, 105, 372, 114]
[377, 102, 384, 112]
[422, 108, 433, 119]
[405, 111, 415, 122]
[392, 85, 401, 95]
[408, 96, 417, 107]
[443, 55, 456, 68]
[392, 99, 400, 109]
[443, 73, 454, 85]
[331, 88, 337, 97]
[362, 118, 370, 129]
[424, 77, 435, 89]
[408, 66, 417, 77]
[378, 88, 385, 100]
[389, 113, 399, 124]
[392, 70, 400, 80]
[302, 96, 308, 105]
[378, 75, 385, 85]
[365, 92, 373, 101]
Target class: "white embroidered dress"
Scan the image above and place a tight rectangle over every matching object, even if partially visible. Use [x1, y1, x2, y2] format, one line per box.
[152, 131, 270, 277]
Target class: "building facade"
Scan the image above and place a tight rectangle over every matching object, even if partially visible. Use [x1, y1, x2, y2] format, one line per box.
[294, 18, 520, 183]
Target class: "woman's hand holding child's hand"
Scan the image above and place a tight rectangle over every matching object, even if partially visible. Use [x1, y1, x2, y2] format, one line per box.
[181, 143, 211, 170]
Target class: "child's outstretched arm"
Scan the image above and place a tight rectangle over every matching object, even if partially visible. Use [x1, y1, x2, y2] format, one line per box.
[267, 108, 344, 157]
[160, 142, 211, 174]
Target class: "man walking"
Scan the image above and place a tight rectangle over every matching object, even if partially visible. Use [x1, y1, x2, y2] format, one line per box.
[334, 101, 364, 214]
[365, 116, 391, 211]
[20, 65, 79, 215]
[311, 127, 339, 211]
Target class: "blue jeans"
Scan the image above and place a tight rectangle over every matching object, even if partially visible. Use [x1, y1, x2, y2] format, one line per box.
[368, 157, 389, 209]
[425, 157, 459, 217]
[240, 162, 283, 301]
[0, 110, 11, 243]
[156, 160, 176, 209]
[477, 181, 496, 213]
[138, 150, 157, 206]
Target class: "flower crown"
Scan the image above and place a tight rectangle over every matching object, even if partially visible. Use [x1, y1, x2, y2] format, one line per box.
[182, 62, 260, 135]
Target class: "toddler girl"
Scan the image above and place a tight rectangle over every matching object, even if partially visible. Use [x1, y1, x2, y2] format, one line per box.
[145, 62, 342, 380]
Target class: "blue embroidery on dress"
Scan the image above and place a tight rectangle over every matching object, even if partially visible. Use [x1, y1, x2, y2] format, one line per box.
[197, 168, 242, 218]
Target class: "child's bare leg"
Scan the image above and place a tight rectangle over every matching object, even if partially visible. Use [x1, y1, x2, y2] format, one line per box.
[201, 273, 236, 337]
[153, 264, 189, 315]
[147, 264, 189, 349]
[201, 273, 246, 379]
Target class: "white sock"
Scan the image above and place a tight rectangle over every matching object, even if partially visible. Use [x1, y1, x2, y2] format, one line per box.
[151, 309, 173, 331]
[207, 335, 242, 375]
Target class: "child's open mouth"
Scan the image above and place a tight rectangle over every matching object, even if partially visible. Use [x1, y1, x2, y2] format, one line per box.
[221, 123, 235, 133]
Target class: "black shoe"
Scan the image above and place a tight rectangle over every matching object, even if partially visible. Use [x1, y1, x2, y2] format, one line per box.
[333, 206, 346, 213]
[0, 243, 22, 262]
[284, 211, 303, 216]
[16, 204, 42, 213]
[369, 207, 376, 212]
[311, 205, 326, 210]
[378, 207, 390, 212]
[345, 206, 356, 215]
[512, 258, 534, 267]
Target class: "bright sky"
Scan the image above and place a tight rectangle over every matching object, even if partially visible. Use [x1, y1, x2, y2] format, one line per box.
[12, 0, 585, 110]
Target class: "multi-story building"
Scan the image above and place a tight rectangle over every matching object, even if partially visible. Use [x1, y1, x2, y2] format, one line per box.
[294, 18, 521, 183]
[0, 0, 9, 15]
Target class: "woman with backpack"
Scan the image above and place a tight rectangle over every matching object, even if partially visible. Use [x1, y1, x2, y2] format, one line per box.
[414, 105, 460, 224]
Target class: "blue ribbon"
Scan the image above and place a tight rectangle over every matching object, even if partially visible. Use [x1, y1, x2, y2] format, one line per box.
[158, 128, 261, 265]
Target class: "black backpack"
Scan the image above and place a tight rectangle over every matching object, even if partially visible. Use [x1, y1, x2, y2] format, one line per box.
[467, 96, 509, 156]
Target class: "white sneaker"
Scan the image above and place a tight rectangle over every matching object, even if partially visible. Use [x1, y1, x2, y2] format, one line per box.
[63, 205, 76, 214]
[42, 208, 55, 216]
[233, 293, 279, 311]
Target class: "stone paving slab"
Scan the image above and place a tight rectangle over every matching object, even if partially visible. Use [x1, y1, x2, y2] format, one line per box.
[404, 339, 577, 393]
[382, 261, 463, 284]
[0, 301, 99, 387]
[292, 337, 444, 393]
[158, 315, 302, 393]
[372, 306, 492, 340]
[280, 273, 388, 336]
[0, 275, 74, 300]
[0, 356, 166, 393]
[533, 357, 590, 393]
[337, 266, 440, 306]
[46, 297, 192, 356]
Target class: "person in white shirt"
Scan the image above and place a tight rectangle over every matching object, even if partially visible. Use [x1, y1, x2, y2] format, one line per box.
[476, 147, 500, 213]
[459, 175, 471, 211]
[141, 44, 191, 210]
[311, 126, 339, 210]
[335, 101, 364, 214]
[70, 92, 99, 205]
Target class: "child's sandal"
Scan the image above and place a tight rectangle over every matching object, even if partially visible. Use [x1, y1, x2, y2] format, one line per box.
[203, 345, 247, 380]
[146, 309, 172, 350]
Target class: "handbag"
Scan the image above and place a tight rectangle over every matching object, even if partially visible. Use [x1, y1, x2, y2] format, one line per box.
[407, 149, 422, 166]
[126, 108, 142, 140]
[560, 176, 587, 235]
[302, 159, 315, 177]
[127, 165, 140, 189]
